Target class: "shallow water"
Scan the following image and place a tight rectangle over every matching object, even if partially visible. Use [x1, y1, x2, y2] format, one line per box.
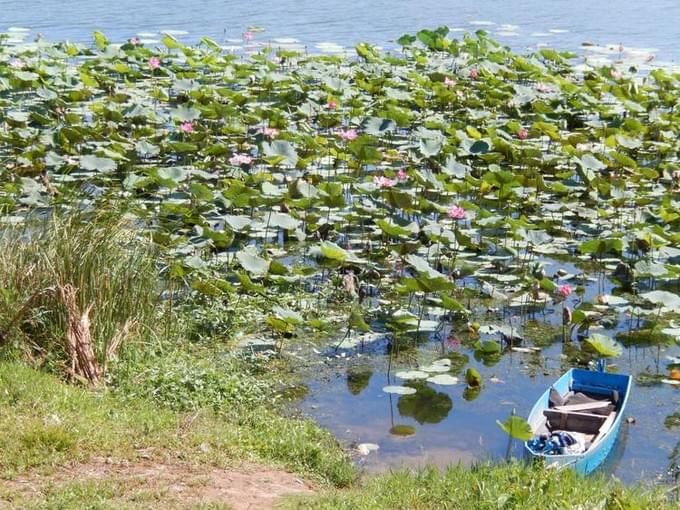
[295, 256, 680, 484]
[2, 0, 680, 62]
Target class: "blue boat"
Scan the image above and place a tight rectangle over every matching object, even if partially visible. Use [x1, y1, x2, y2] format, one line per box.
[524, 368, 631, 474]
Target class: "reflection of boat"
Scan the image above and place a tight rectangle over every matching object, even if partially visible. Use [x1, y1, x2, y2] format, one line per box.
[525, 368, 631, 475]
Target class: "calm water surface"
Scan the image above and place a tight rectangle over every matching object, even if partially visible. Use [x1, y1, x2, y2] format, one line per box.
[2, 0, 680, 63]
[292, 256, 679, 484]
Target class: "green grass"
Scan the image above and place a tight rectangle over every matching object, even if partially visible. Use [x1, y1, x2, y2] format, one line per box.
[283, 463, 674, 510]
[0, 212, 160, 372]
[0, 478, 233, 509]
[109, 346, 273, 413]
[0, 362, 353, 486]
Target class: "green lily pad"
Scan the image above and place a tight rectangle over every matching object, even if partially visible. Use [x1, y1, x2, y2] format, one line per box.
[496, 415, 533, 441]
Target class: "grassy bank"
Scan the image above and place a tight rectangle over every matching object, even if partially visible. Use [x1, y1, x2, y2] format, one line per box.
[0, 360, 353, 506]
[283, 463, 673, 509]
[0, 362, 672, 510]
[0, 214, 353, 508]
[0, 217, 674, 509]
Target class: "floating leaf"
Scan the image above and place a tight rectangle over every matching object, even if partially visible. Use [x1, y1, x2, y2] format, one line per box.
[382, 385, 417, 395]
[389, 424, 416, 436]
[80, 155, 116, 173]
[640, 290, 680, 312]
[427, 374, 459, 385]
[235, 247, 270, 277]
[586, 333, 623, 358]
[395, 370, 430, 380]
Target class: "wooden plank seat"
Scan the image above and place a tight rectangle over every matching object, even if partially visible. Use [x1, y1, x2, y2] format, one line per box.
[554, 401, 615, 414]
[543, 408, 608, 434]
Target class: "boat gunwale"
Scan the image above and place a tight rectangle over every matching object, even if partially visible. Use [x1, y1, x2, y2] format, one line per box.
[524, 368, 632, 465]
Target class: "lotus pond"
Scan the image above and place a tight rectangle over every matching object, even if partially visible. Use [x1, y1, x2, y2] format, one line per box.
[0, 27, 679, 485]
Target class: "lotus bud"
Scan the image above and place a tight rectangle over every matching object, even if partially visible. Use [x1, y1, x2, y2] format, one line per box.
[562, 306, 572, 326]
[531, 263, 545, 280]
[342, 270, 359, 299]
[613, 262, 633, 283]
[672, 170, 680, 188]
[635, 238, 650, 253]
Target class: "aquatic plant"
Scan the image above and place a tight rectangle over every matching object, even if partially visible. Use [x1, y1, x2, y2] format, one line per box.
[1, 26, 679, 427]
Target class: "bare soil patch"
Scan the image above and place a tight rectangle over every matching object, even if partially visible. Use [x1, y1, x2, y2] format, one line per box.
[1, 456, 314, 509]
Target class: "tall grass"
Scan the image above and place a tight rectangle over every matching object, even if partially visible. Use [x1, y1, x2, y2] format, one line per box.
[284, 462, 672, 509]
[0, 211, 161, 375]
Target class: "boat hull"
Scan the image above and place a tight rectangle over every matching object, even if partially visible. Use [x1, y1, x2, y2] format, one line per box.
[524, 368, 631, 475]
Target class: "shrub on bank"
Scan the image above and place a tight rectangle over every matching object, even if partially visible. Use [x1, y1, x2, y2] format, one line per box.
[0, 212, 159, 382]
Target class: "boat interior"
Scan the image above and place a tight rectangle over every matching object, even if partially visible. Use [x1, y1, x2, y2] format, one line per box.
[535, 382, 621, 452]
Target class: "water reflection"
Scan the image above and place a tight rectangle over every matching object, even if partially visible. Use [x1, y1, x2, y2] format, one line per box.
[298, 253, 680, 483]
[389, 424, 416, 436]
[444, 352, 470, 374]
[473, 349, 501, 367]
[397, 382, 453, 424]
[346, 365, 372, 395]
[462, 386, 481, 402]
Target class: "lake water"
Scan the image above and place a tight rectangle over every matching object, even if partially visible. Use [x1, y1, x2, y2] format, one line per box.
[2, 0, 680, 64]
[293, 256, 679, 484]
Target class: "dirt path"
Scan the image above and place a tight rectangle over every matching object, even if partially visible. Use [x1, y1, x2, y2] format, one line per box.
[1, 457, 314, 509]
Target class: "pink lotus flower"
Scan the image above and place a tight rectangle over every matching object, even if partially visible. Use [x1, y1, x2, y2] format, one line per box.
[468, 68, 479, 79]
[444, 76, 456, 87]
[337, 128, 358, 141]
[444, 336, 461, 348]
[260, 126, 280, 138]
[229, 154, 253, 166]
[558, 284, 573, 298]
[9, 59, 25, 69]
[148, 56, 161, 70]
[130, 37, 140, 46]
[243, 31, 254, 41]
[517, 129, 528, 140]
[535, 82, 553, 93]
[179, 121, 194, 133]
[396, 169, 408, 182]
[373, 176, 396, 188]
[447, 205, 466, 220]
[610, 69, 623, 80]
[327, 100, 338, 110]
